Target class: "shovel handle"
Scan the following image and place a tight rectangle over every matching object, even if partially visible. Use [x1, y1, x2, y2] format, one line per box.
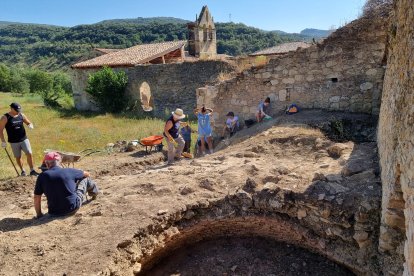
[4, 148, 19, 177]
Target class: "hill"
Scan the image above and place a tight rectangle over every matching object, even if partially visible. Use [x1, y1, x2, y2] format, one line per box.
[300, 28, 332, 38]
[0, 18, 311, 71]
[95, 17, 190, 25]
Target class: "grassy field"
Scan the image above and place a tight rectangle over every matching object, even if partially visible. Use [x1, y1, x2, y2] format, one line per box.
[0, 92, 175, 179]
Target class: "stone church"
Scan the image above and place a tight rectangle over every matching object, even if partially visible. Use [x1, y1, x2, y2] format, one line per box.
[71, 6, 233, 114]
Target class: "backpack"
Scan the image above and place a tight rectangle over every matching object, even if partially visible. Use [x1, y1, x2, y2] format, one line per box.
[286, 103, 299, 115]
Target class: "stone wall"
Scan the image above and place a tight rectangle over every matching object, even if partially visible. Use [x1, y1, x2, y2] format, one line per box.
[378, 0, 414, 275]
[197, 14, 389, 131]
[71, 60, 235, 117]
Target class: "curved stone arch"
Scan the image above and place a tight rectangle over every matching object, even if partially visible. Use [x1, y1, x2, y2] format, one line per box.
[109, 191, 372, 275]
[139, 81, 153, 112]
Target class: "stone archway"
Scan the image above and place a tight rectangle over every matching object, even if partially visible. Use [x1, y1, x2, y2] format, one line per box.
[140, 82, 153, 112]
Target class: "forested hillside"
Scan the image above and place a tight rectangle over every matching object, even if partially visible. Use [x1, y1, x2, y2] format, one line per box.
[0, 17, 312, 71]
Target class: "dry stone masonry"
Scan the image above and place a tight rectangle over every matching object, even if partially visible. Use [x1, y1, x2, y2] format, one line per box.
[378, 0, 414, 275]
[72, 60, 235, 116]
[197, 12, 389, 131]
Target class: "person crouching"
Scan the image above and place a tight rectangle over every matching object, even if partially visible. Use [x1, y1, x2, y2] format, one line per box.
[33, 152, 99, 218]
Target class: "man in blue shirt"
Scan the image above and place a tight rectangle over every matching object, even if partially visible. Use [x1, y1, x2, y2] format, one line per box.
[34, 152, 99, 218]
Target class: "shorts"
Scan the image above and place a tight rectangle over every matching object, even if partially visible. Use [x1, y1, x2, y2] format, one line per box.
[10, 139, 32, 158]
[198, 128, 212, 138]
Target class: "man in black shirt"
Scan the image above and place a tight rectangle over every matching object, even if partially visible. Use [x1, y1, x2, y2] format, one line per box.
[0, 103, 39, 176]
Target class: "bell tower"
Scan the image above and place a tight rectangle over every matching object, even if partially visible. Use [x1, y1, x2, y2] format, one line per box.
[188, 6, 217, 58]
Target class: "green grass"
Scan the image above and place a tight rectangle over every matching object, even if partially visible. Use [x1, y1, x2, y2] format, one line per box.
[0, 92, 167, 179]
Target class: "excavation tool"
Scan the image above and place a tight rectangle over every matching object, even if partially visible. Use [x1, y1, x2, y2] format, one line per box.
[4, 148, 19, 177]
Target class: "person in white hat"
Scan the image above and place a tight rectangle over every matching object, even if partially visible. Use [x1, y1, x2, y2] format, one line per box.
[163, 108, 186, 164]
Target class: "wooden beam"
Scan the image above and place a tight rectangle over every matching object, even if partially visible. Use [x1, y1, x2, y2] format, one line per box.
[162, 55, 166, 64]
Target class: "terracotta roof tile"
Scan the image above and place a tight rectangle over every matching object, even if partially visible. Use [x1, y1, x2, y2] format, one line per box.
[94, 48, 122, 54]
[250, 42, 311, 56]
[72, 40, 186, 69]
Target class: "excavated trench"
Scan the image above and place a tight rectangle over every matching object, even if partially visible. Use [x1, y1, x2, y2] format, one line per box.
[108, 183, 380, 275]
[103, 113, 381, 276]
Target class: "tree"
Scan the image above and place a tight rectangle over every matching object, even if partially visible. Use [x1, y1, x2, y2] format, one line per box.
[0, 63, 11, 92]
[9, 68, 29, 94]
[86, 67, 128, 113]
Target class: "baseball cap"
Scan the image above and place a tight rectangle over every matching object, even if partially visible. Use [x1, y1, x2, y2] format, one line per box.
[10, 103, 21, 112]
[44, 152, 61, 161]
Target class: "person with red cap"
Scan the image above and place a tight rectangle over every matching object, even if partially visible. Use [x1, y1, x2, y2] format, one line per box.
[33, 152, 99, 218]
[0, 102, 39, 176]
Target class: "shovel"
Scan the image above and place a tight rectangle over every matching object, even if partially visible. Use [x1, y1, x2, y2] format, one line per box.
[4, 148, 19, 177]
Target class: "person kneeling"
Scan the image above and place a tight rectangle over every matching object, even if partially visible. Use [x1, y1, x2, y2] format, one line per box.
[33, 152, 99, 218]
[222, 111, 239, 138]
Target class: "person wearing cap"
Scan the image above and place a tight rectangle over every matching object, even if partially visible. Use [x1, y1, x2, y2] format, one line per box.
[221, 111, 239, 138]
[33, 152, 99, 218]
[193, 106, 214, 155]
[0, 102, 39, 176]
[164, 108, 186, 165]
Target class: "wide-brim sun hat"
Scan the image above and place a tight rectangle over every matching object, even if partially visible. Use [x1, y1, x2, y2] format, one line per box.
[172, 108, 186, 119]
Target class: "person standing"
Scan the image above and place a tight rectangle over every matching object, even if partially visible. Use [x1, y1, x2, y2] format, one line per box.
[164, 108, 186, 165]
[194, 106, 214, 155]
[180, 123, 193, 154]
[0, 103, 39, 176]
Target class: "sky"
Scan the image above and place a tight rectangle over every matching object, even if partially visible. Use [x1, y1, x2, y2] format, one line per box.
[0, 0, 366, 33]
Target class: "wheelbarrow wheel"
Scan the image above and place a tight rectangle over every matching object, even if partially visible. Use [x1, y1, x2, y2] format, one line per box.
[156, 144, 164, 152]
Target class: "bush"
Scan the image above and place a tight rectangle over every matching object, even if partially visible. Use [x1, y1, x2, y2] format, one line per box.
[9, 69, 29, 94]
[362, 0, 393, 15]
[86, 67, 128, 113]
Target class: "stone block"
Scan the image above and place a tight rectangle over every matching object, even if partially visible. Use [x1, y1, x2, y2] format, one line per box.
[262, 72, 271, 78]
[329, 96, 341, 103]
[294, 75, 304, 82]
[384, 209, 406, 231]
[279, 89, 287, 102]
[360, 82, 374, 91]
[282, 78, 295, 84]
[366, 68, 378, 76]
[270, 79, 279, 86]
[306, 75, 315, 82]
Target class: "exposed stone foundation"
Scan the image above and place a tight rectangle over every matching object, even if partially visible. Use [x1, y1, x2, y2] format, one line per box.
[107, 171, 382, 275]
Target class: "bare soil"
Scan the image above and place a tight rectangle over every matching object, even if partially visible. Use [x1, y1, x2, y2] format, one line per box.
[0, 111, 379, 275]
[145, 237, 353, 276]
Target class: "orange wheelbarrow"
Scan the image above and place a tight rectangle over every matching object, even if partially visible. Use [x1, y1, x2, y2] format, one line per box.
[139, 135, 164, 154]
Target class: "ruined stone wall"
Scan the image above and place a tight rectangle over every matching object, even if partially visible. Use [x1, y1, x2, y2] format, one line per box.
[378, 0, 414, 275]
[197, 14, 388, 131]
[71, 60, 234, 117]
